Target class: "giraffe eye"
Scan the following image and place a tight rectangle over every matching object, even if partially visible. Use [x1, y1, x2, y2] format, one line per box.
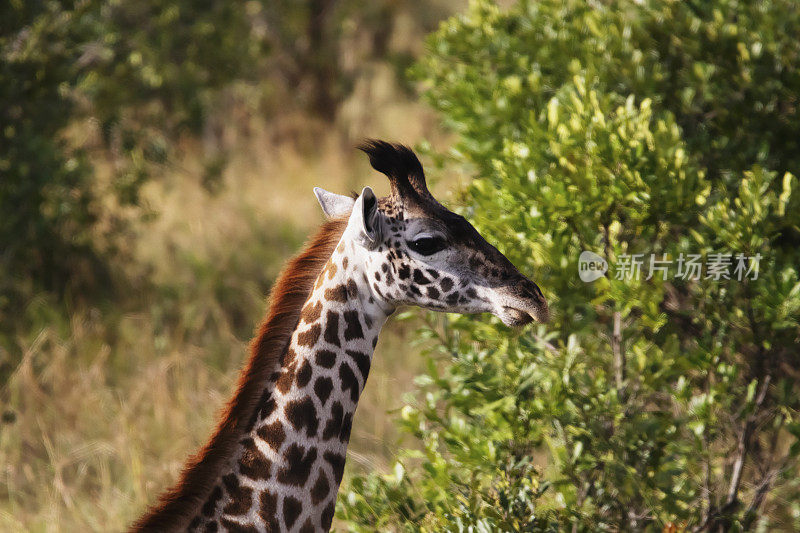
[408, 236, 447, 256]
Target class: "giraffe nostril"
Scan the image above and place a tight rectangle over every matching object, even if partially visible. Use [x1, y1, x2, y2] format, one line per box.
[519, 280, 544, 302]
[519, 284, 534, 299]
[531, 285, 543, 301]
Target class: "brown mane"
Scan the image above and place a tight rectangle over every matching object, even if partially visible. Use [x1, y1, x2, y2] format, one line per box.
[131, 217, 348, 532]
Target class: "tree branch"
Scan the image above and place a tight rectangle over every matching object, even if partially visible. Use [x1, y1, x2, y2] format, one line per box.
[699, 373, 713, 526]
[601, 221, 625, 401]
[741, 413, 787, 531]
[725, 374, 771, 507]
[693, 374, 772, 533]
[611, 310, 624, 397]
[741, 466, 778, 531]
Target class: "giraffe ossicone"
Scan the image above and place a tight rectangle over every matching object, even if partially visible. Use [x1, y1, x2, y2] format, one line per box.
[132, 140, 548, 532]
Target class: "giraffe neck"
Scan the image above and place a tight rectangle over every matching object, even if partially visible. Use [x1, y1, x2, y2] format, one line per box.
[192, 240, 392, 532]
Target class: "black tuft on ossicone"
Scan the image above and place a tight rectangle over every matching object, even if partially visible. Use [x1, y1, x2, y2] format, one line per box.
[358, 140, 432, 201]
[358, 140, 423, 180]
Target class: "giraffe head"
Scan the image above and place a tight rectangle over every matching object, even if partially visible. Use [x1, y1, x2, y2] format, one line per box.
[313, 140, 548, 326]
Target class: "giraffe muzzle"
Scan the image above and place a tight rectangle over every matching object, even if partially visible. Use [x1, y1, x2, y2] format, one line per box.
[494, 277, 549, 326]
[499, 302, 549, 327]
[500, 306, 535, 326]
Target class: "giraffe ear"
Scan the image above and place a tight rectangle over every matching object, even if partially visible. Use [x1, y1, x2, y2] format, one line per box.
[351, 186, 382, 249]
[314, 187, 355, 219]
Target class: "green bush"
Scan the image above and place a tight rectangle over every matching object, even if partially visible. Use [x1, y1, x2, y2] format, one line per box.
[340, 1, 800, 531]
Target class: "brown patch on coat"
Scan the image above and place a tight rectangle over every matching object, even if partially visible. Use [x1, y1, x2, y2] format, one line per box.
[314, 376, 334, 406]
[238, 438, 272, 481]
[340, 412, 353, 442]
[325, 261, 338, 280]
[321, 501, 335, 530]
[300, 300, 323, 324]
[258, 490, 279, 532]
[295, 359, 313, 388]
[297, 323, 322, 347]
[253, 394, 276, 426]
[323, 310, 341, 347]
[280, 348, 297, 367]
[310, 471, 331, 505]
[221, 474, 253, 516]
[284, 397, 319, 438]
[339, 362, 360, 403]
[322, 402, 344, 441]
[276, 444, 318, 487]
[283, 495, 303, 529]
[257, 420, 286, 452]
[323, 451, 347, 485]
[275, 363, 297, 394]
[342, 310, 363, 340]
[315, 349, 337, 368]
[345, 349, 371, 382]
[324, 284, 348, 303]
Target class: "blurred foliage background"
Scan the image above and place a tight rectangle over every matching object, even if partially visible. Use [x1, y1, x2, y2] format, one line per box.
[2, 0, 800, 531]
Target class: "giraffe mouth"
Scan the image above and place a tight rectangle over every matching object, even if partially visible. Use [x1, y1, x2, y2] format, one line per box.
[500, 306, 536, 327]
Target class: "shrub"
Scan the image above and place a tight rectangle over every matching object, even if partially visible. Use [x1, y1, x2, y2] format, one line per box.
[340, 1, 800, 530]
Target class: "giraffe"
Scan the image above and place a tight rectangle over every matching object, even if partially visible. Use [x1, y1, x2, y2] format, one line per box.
[131, 140, 548, 532]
